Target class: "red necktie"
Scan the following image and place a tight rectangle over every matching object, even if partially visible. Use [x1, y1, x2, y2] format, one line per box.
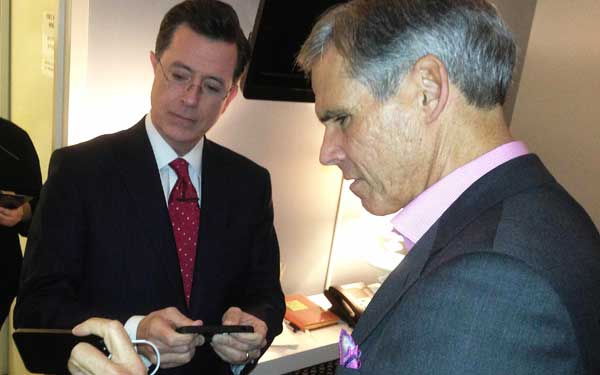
[168, 158, 200, 306]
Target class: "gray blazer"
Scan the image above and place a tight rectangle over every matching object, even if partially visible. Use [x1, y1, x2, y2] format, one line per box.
[338, 154, 600, 374]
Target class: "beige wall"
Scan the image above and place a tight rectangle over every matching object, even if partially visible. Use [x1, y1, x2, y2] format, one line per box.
[0, 3, 10, 373]
[511, 0, 600, 229]
[0, 0, 8, 117]
[10, 0, 58, 181]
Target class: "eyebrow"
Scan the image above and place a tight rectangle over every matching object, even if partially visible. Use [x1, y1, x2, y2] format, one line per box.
[169, 61, 227, 86]
[318, 109, 349, 123]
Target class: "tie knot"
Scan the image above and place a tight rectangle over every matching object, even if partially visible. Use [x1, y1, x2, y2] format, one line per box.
[169, 158, 190, 178]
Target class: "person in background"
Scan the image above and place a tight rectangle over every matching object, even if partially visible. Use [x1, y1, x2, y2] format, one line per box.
[296, 0, 600, 373]
[15, 1, 285, 374]
[0, 117, 42, 326]
[67, 0, 600, 374]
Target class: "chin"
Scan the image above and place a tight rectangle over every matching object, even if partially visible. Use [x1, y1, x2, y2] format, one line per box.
[361, 201, 388, 216]
[361, 195, 400, 216]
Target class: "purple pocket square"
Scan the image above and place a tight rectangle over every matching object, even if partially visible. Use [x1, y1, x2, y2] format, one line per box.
[339, 328, 361, 369]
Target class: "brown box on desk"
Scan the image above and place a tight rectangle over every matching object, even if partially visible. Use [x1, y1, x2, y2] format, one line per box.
[284, 294, 339, 331]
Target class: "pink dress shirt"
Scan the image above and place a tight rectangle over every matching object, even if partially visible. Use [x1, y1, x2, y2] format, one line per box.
[392, 141, 530, 251]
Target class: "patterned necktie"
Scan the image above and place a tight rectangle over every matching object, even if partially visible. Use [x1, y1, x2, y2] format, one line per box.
[168, 158, 200, 306]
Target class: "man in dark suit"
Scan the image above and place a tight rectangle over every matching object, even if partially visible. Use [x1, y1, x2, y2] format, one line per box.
[0, 117, 42, 326]
[15, 1, 284, 374]
[295, 0, 600, 374]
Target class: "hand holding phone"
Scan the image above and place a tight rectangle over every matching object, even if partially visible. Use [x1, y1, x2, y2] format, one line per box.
[0, 190, 32, 209]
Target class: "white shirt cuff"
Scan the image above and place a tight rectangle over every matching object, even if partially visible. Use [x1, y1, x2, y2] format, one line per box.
[124, 315, 145, 340]
[124, 315, 152, 368]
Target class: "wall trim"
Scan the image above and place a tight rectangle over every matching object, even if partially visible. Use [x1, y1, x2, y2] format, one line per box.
[0, 0, 10, 119]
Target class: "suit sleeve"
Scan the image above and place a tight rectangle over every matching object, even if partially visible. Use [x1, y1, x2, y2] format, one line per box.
[239, 170, 285, 362]
[15, 128, 42, 237]
[363, 252, 582, 375]
[14, 149, 95, 328]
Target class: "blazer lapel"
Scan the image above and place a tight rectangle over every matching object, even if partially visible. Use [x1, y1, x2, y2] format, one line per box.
[110, 119, 184, 301]
[188, 139, 230, 311]
[352, 222, 439, 345]
[197, 139, 229, 250]
[352, 154, 554, 346]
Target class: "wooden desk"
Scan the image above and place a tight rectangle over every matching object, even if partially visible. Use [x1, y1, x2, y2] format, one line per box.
[250, 295, 348, 374]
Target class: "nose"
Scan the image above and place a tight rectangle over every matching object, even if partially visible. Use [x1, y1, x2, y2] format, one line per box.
[319, 126, 345, 166]
[180, 84, 201, 106]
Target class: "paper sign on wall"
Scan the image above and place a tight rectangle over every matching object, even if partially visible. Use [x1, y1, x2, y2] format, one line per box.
[41, 11, 55, 78]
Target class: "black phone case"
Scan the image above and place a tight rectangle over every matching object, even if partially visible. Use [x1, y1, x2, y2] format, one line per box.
[13, 328, 108, 374]
[175, 324, 254, 336]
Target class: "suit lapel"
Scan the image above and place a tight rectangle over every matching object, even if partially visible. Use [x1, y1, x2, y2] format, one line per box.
[110, 120, 184, 302]
[352, 222, 438, 345]
[189, 139, 230, 312]
[197, 139, 229, 249]
[352, 154, 555, 346]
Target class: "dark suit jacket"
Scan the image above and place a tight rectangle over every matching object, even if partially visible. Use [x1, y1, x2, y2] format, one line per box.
[338, 155, 600, 375]
[0, 118, 42, 324]
[15, 119, 285, 374]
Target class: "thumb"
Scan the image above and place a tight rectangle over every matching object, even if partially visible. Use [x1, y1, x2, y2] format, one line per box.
[222, 307, 243, 325]
[163, 307, 200, 327]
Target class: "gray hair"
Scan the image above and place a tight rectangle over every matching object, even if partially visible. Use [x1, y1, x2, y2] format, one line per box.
[296, 0, 517, 108]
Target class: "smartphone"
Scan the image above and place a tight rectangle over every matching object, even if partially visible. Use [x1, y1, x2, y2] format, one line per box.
[176, 324, 254, 336]
[13, 328, 108, 374]
[0, 190, 33, 209]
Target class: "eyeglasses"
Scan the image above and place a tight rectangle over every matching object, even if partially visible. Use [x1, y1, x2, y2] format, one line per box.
[157, 59, 233, 101]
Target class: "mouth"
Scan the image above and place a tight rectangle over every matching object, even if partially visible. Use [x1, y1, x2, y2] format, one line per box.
[170, 111, 196, 123]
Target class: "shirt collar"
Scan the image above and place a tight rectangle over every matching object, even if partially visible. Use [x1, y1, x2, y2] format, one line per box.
[392, 141, 530, 251]
[145, 113, 203, 174]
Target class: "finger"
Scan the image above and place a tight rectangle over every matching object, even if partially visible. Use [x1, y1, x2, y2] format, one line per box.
[211, 332, 263, 349]
[156, 347, 196, 369]
[193, 334, 205, 347]
[74, 319, 141, 366]
[140, 314, 198, 348]
[225, 310, 268, 348]
[225, 309, 267, 332]
[221, 307, 243, 325]
[69, 342, 114, 375]
[158, 342, 196, 354]
[211, 341, 248, 364]
[161, 307, 199, 327]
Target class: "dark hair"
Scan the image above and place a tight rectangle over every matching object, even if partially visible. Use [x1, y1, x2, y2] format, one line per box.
[297, 0, 517, 108]
[155, 0, 251, 83]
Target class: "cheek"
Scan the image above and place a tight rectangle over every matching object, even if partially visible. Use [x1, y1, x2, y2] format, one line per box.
[197, 103, 222, 122]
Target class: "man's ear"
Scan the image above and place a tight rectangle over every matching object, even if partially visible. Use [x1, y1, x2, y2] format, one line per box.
[149, 51, 159, 71]
[412, 54, 449, 124]
[220, 84, 239, 114]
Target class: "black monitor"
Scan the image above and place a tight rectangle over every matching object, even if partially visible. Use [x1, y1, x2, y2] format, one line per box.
[241, 0, 348, 103]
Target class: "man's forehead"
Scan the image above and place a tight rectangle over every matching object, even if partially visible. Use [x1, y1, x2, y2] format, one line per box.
[162, 25, 238, 82]
[312, 48, 368, 120]
[312, 50, 347, 100]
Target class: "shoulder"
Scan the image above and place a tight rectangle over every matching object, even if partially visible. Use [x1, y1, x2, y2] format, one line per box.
[49, 124, 141, 177]
[204, 138, 270, 178]
[365, 252, 580, 374]
[0, 117, 33, 144]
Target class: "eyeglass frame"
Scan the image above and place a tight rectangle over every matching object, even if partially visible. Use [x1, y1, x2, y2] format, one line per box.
[156, 58, 235, 101]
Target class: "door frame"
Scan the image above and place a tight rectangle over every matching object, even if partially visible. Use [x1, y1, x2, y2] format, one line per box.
[0, 0, 10, 118]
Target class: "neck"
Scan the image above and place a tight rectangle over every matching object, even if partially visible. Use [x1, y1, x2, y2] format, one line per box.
[427, 103, 513, 188]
